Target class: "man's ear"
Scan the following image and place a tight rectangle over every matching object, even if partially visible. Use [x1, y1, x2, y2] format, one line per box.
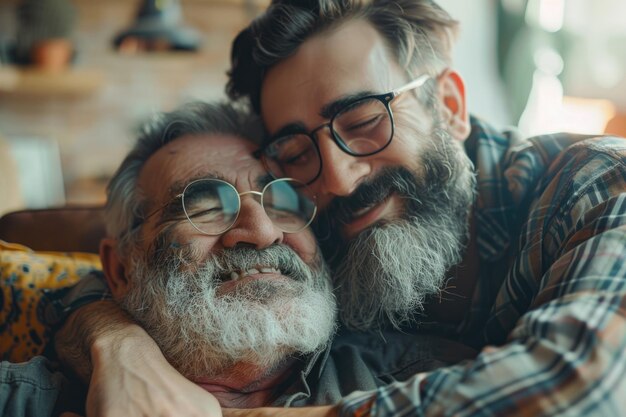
[436, 69, 471, 141]
[100, 238, 130, 299]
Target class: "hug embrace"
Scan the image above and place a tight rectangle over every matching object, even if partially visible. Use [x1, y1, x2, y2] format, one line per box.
[2, 1, 626, 417]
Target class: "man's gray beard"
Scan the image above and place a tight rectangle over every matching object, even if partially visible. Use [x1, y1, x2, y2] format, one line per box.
[332, 128, 477, 331]
[120, 244, 337, 379]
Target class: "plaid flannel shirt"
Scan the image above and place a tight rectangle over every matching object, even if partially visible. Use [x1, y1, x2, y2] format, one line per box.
[339, 119, 626, 417]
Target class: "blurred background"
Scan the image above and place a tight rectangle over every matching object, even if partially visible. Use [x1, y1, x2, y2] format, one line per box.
[0, 0, 625, 215]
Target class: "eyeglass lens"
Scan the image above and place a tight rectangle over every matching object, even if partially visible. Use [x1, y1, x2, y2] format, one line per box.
[263, 97, 392, 184]
[181, 178, 316, 235]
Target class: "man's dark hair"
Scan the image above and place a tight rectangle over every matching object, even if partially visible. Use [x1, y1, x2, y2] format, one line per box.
[227, 0, 459, 114]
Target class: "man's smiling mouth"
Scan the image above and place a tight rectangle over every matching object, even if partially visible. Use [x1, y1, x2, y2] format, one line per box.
[221, 267, 282, 282]
[324, 167, 426, 242]
[341, 194, 398, 240]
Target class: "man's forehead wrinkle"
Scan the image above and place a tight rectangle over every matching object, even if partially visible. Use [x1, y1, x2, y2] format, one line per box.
[169, 170, 222, 196]
[230, 146, 257, 162]
[246, 170, 258, 191]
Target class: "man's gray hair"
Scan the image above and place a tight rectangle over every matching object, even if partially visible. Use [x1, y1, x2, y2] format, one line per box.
[105, 101, 262, 255]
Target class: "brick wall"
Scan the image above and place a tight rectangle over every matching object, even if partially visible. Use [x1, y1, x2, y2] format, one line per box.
[0, 0, 267, 204]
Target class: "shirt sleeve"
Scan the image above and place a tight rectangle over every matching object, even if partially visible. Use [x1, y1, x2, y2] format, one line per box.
[0, 356, 68, 417]
[338, 138, 626, 417]
[41, 270, 112, 328]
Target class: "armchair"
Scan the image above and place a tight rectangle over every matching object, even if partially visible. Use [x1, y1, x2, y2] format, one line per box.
[0, 206, 106, 253]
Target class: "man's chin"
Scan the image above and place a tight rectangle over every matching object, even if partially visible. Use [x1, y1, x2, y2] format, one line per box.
[123, 277, 336, 379]
[335, 218, 456, 331]
[226, 278, 304, 305]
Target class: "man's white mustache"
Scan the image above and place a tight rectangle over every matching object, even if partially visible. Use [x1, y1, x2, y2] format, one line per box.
[185, 244, 317, 286]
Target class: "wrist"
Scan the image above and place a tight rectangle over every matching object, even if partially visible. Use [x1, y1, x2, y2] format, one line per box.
[91, 323, 162, 366]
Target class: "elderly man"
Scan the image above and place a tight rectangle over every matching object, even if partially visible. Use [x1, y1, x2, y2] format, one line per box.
[1, 101, 471, 417]
[52, 1, 626, 416]
[94, 100, 338, 410]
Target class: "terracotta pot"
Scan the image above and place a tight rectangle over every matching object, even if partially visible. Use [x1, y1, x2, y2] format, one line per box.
[31, 38, 73, 72]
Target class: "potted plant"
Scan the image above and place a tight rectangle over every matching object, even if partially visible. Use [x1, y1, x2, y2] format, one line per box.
[15, 0, 77, 72]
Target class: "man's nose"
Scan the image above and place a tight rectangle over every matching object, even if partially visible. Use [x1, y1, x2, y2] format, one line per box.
[220, 197, 283, 249]
[315, 133, 372, 201]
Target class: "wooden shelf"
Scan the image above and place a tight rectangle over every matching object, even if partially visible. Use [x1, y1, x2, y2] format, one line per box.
[185, 0, 269, 6]
[0, 67, 104, 97]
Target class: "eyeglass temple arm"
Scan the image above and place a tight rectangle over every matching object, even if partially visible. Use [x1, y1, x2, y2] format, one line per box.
[391, 74, 431, 97]
[142, 192, 185, 223]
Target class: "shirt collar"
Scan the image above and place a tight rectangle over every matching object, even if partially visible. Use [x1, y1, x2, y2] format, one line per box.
[466, 116, 522, 261]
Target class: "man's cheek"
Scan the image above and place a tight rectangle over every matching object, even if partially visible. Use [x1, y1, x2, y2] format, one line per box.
[150, 234, 209, 271]
[306, 183, 331, 209]
[285, 232, 318, 265]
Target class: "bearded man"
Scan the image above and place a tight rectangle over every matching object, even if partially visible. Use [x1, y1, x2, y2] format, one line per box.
[97, 101, 337, 404]
[0, 101, 472, 417]
[50, 1, 626, 416]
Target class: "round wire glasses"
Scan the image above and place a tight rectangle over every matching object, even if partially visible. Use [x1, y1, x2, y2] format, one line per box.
[178, 177, 317, 235]
[256, 75, 430, 185]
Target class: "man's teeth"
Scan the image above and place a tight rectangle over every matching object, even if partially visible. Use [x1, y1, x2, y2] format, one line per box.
[228, 267, 281, 281]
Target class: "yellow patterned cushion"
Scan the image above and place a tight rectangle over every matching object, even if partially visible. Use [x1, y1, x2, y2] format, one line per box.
[0, 240, 101, 361]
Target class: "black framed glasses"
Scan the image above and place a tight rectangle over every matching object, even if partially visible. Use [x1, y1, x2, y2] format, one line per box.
[255, 74, 430, 185]
[143, 177, 317, 235]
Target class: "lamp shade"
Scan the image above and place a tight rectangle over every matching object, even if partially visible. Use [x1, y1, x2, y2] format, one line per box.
[113, 0, 201, 52]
